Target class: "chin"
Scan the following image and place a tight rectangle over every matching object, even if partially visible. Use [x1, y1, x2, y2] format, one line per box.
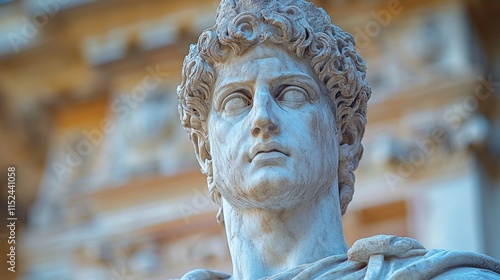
[222, 172, 322, 211]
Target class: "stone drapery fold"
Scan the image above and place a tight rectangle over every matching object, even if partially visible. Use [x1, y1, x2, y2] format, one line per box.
[180, 235, 500, 280]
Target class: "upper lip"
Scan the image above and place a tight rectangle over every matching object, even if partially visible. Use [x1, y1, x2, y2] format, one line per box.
[249, 142, 289, 161]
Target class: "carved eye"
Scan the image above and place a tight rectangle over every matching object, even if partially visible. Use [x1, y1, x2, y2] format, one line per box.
[222, 93, 251, 112]
[277, 86, 308, 104]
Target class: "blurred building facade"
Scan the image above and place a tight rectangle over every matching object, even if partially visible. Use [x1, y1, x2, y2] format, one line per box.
[0, 0, 499, 279]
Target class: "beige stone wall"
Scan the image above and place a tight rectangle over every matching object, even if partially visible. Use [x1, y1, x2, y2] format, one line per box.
[0, 0, 498, 279]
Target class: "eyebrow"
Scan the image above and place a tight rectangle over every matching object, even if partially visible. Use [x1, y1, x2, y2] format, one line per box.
[214, 73, 318, 94]
[214, 81, 252, 99]
[274, 73, 319, 88]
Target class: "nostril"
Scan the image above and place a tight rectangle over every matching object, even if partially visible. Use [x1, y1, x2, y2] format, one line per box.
[252, 127, 261, 136]
[268, 124, 277, 131]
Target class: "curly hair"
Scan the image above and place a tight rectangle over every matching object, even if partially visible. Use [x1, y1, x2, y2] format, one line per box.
[177, 0, 371, 224]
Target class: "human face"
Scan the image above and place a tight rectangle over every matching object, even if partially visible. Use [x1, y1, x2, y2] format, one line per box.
[208, 44, 339, 210]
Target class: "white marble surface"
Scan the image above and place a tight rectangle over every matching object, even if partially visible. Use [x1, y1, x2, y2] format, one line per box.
[176, 0, 500, 279]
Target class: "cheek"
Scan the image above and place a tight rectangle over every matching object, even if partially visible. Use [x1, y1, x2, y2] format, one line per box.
[309, 112, 320, 136]
[209, 120, 243, 168]
[306, 109, 329, 145]
[209, 116, 231, 148]
[209, 121, 226, 168]
[309, 109, 338, 161]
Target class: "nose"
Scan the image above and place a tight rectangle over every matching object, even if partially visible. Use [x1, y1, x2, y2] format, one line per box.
[251, 89, 280, 138]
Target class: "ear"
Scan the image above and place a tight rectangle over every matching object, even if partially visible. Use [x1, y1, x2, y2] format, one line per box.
[190, 131, 212, 175]
[338, 114, 365, 167]
[190, 131, 224, 225]
[338, 114, 366, 215]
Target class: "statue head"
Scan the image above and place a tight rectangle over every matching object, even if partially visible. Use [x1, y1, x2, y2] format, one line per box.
[177, 0, 371, 224]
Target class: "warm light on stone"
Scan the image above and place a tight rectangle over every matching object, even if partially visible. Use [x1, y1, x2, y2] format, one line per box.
[177, 0, 500, 279]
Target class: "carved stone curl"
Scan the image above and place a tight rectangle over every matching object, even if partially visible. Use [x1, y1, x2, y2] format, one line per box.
[177, 0, 371, 223]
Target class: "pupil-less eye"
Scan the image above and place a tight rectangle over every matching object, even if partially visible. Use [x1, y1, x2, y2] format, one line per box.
[278, 86, 308, 103]
[223, 94, 251, 111]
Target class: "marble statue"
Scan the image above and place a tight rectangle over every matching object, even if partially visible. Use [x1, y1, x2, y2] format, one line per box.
[177, 0, 500, 279]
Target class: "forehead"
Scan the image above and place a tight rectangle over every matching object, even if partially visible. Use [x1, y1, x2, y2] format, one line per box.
[213, 44, 315, 91]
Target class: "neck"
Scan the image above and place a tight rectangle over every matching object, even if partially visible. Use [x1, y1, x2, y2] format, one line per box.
[222, 184, 347, 280]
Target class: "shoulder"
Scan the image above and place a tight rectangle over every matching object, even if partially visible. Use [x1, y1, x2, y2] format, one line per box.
[348, 235, 500, 279]
[409, 249, 500, 279]
[179, 269, 231, 280]
[433, 267, 500, 279]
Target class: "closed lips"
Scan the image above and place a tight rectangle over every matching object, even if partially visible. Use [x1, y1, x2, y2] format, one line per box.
[250, 142, 289, 161]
